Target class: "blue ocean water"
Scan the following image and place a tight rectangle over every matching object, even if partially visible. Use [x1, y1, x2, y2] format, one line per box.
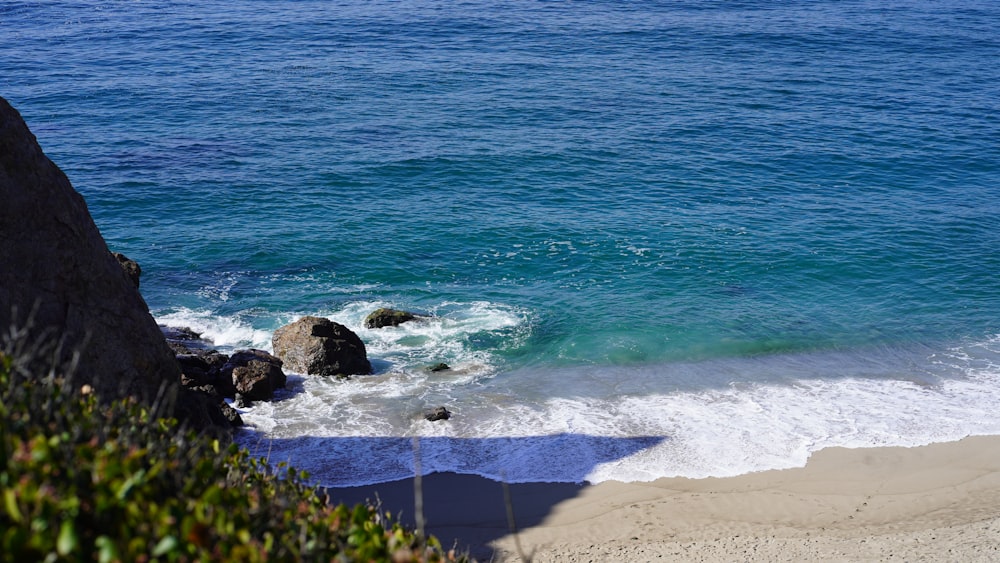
[3, 0, 1000, 484]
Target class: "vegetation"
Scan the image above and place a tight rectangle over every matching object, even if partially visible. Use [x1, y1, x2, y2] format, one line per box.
[0, 337, 464, 562]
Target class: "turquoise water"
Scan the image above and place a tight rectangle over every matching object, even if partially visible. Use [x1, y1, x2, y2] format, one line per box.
[4, 0, 1000, 484]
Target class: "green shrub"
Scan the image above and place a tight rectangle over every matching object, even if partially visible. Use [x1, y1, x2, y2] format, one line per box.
[0, 344, 465, 562]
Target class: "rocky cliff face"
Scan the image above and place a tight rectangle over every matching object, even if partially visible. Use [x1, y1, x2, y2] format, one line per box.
[0, 96, 181, 404]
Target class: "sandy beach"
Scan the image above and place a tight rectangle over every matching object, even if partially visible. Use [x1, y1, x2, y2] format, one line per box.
[331, 435, 1000, 561]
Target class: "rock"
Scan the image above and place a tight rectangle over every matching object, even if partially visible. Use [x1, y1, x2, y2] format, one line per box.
[219, 402, 243, 427]
[161, 325, 204, 342]
[234, 392, 252, 409]
[174, 386, 240, 433]
[364, 308, 422, 329]
[113, 252, 141, 288]
[160, 325, 215, 354]
[232, 361, 280, 402]
[428, 362, 451, 372]
[176, 350, 227, 387]
[0, 96, 182, 409]
[424, 406, 451, 422]
[272, 316, 372, 376]
[220, 349, 285, 401]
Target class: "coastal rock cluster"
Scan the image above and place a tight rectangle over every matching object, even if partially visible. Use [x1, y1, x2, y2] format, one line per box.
[166, 307, 456, 424]
[0, 95, 451, 432]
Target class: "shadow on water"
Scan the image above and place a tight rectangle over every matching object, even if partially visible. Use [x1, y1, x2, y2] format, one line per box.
[238, 433, 665, 560]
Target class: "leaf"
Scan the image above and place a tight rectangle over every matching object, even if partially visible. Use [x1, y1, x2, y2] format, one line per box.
[95, 536, 120, 563]
[57, 519, 77, 555]
[116, 469, 146, 500]
[3, 489, 21, 522]
[152, 535, 178, 556]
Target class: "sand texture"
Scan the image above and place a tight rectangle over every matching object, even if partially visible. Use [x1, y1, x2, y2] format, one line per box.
[330, 436, 1000, 561]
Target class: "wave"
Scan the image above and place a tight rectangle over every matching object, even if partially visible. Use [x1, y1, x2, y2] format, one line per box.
[234, 333, 1000, 486]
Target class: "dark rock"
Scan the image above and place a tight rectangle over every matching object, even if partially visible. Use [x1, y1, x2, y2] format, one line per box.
[185, 384, 221, 400]
[234, 392, 252, 409]
[364, 308, 422, 329]
[0, 96, 181, 408]
[220, 349, 285, 401]
[180, 384, 241, 428]
[232, 360, 281, 402]
[177, 350, 230, 390]
[161, 325, 215, 354]
[161, 325, 203, 341]
[200, 351, 229, 373]
[428, 362, 451, 372]
[174, 387, 232, 436]
[272, 316, 372, 376]
[424, 406, 451, 422]
[113, 252, 141, 288]
[220, 402, 244, 427]
[177, 354, 211, 386]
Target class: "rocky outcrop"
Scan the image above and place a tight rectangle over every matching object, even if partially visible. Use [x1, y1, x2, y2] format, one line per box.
[272, 316, 372, 376]
[364, 308, 423, 329]
[0, 96, 182, 407]
[114, 252, 142, 288]
[166, 323, 286, 404]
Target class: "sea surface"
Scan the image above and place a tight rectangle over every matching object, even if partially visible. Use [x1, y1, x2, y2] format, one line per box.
[3, 0, 1000, 485]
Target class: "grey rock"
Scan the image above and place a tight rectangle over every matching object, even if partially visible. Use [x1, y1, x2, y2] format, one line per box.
[272, 316, 372, 376]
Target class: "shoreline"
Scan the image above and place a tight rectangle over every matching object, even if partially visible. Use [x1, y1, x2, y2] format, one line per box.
[329, 435, 1000, 561]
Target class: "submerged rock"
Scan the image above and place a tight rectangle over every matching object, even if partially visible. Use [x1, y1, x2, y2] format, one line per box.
[272, 316, 372, 376]
[428, 362, 451, 372]
[160, 325, 217, 355]
[364, 308, 422, 329]
[424, 406, 452, 422]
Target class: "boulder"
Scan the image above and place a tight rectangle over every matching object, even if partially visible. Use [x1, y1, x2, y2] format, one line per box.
[220, 349, 285, 401]
[0, 96, 182, 408]
[272, 316, 372, 376]
[364, 308, 422, 329]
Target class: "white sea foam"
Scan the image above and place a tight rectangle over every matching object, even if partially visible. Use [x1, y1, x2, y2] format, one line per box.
[155, 307, 272, 350]
[236, 335, 1000, 486]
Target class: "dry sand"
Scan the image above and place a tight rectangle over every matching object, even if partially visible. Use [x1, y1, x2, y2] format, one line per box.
[330, 436, 1000, 561]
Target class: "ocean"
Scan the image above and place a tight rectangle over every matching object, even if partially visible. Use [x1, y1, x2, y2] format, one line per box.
[3, 0, 1000, 486]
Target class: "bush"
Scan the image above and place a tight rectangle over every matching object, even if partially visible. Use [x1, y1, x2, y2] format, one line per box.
[0, 340, 465, 562]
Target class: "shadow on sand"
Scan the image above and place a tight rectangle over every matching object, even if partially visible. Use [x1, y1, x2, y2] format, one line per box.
[239, 433, 665, 560]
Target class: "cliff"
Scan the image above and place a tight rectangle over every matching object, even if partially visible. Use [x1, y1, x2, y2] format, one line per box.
[0, 96, 181, 405]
